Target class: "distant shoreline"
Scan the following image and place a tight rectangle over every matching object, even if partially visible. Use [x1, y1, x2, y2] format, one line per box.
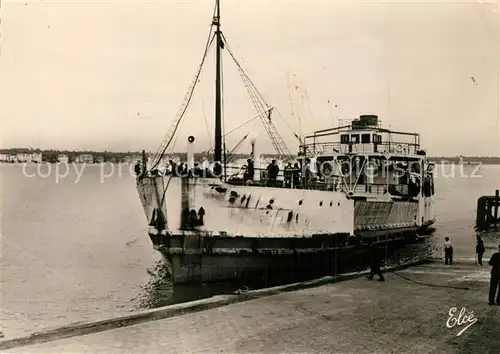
[0, 148, 499, 165]
[2, 162, 499, 166]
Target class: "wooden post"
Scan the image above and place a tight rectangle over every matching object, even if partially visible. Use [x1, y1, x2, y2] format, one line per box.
[476, 197, 486, 231]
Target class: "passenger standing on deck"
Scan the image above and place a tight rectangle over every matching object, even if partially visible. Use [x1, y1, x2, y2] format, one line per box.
[284, 162, 293, 188]
[292, 162, 301, 188]
[134, 160, 142, 176]
[202, 156, 210, 177]
[303, 158, 312, 189]
[170, 160, 178, 176]
[488, 244, 500, 305]
[476, 232, 486, 266]
[244, 158, 254, 183]
[444, 237, 453, 265]
[366, 243, 385, 282]
[266, 160, 279, 187]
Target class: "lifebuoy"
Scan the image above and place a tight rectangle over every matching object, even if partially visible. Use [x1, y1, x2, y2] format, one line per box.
[394, 144, 403, 153]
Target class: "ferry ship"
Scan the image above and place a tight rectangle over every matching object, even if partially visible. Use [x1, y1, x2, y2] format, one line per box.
[135, 0, 436, 284]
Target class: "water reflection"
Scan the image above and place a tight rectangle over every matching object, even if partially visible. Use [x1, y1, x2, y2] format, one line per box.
[132, 260, 249, 309]
[482, 229, 500, 250]
[132, 261, 173, 309]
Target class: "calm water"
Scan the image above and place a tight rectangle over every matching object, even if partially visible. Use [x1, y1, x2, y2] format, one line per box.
[1, 163, 499, 338]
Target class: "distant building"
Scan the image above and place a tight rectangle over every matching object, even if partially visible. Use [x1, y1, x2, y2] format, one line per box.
[96, 156, 105, 163]
[77, 154, 94, 163]
[125, 155, 141, 164]
[31, 152, 43, 163]
[0, 154, 10, 162]
[16, 153, 32, 163]
[58, 154, 69, 164]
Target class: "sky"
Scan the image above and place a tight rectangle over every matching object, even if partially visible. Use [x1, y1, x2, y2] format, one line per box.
[1, 0, 499, 156]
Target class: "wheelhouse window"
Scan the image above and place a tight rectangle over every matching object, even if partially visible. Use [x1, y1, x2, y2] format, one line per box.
[373, 134, 382, 144]
[350, 134, 360, 143]
[361, 134, 371, 143]
[340, 134, 349, 144]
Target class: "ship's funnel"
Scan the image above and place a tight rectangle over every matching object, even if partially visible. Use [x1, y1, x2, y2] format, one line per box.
[352, 115, 379, 129]
[187, 136, 195, 170]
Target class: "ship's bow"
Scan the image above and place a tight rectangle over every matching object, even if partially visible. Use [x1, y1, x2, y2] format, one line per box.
[136, 176, 169, 240]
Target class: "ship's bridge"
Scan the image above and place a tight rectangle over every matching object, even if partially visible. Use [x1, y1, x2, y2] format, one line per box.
[299, 115, 423, 158]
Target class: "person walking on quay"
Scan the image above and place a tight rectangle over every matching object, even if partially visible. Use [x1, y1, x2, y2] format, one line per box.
[476, 232, 486, 266]
[488, 244, 500, 305]
[366, 242, 385, 282]
[444, 237, 453, 265]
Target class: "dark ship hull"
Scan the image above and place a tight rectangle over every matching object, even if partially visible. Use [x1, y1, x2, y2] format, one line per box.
[139, 174, 435, 284]
[150, 221, 435, 284]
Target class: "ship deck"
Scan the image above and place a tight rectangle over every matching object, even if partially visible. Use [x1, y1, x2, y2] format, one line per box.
[3, 259, 499, 353]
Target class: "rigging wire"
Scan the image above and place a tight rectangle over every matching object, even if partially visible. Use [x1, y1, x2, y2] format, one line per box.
[151, 4, 305, 170]
[167, 115, 184, 159]
[301, 86, 316, 128]
[273, 108, 303, 141]
[162, 80, 203, 162]
[225, 134, 249, 163]
[287, 73, 317, 139]
[288, 73, 303, 138]
[271, 107, 315, 157]
[243, 66, 302, 148]
[221, 34, 294, 160]
[223, 108, 272, 137]
[149, 19, 217, 172]
[158, 87, 197, 163]
[201, 96, 213, 152]
[221, 34, 269, 108]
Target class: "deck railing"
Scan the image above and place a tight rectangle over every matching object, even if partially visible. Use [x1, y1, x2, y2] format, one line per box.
[299, 141, 421, 156]
[152, 164, 414, 195]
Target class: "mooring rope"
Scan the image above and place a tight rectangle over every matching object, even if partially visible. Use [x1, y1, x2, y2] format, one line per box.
[382, 267, 470, 290]
[233, 285, 249, 295]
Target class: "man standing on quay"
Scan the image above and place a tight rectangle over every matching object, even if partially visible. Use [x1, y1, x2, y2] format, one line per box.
[366, 242, 385, 282]
[488, 244, 500, 305]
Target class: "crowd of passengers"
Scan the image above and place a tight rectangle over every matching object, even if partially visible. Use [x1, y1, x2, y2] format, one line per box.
[135, 157, 328, 189]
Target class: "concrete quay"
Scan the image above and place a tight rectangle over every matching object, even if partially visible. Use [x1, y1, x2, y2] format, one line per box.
[2, 260, 499, 353]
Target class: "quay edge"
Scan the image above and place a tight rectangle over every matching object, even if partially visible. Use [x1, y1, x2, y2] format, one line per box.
[0, 258, 431, 352]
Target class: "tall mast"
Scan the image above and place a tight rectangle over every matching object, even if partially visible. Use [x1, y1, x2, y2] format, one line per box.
[213, 0, 223, 168]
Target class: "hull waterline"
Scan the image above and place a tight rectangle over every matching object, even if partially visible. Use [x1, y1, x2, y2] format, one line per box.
[150, 225, 434, 284]
[137, 173, 435, 284]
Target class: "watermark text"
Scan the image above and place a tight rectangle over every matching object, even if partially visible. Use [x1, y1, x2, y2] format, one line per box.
[446, 306, 477, 336]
